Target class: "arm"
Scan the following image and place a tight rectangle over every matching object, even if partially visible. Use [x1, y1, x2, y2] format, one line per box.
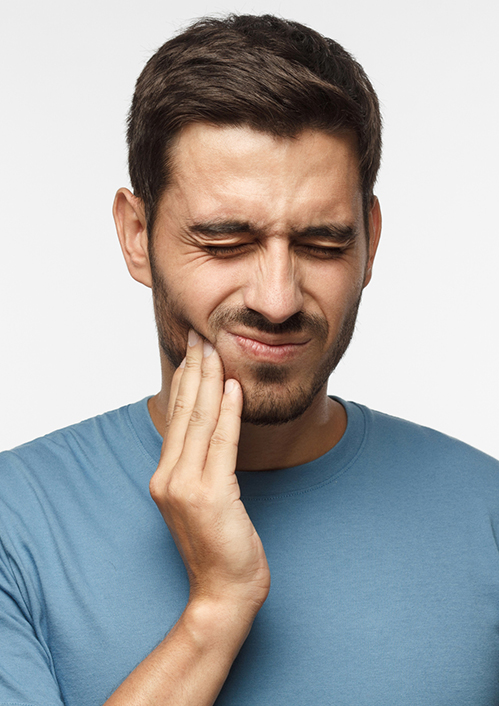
[104, 331, 270, 705]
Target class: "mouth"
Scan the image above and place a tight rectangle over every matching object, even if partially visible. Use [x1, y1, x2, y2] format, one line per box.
[228, 331, 311, 362]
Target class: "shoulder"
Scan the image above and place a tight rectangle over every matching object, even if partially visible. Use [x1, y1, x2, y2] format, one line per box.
[0, 397, 153, 491]
[0, 398, 160, 560]
[343, 400, 499, 489]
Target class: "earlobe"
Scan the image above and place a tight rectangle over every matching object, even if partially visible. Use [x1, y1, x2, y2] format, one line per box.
[113, 188, 152, 288]
[363, 196, 382, 288]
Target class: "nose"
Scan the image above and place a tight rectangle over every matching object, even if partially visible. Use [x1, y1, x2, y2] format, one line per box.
[242, 240, 304, 324]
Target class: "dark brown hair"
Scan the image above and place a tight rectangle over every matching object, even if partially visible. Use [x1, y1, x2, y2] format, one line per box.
[127, 14, 382, 235]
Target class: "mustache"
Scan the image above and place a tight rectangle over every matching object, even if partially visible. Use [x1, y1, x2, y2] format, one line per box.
[210, 307, 329, 340]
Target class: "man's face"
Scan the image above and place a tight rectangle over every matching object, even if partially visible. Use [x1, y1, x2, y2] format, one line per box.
[148, 124, 378, 425]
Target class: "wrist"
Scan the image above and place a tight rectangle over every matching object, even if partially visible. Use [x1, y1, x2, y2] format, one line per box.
[182, 593, 261, 655]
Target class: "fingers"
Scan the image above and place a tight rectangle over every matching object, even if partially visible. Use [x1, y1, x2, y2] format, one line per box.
[157, 330, 204, 470]
[179, 340, 226, 471]
[163, 363, 184, 436]
[203, 378, 242, 483]
[155, 328, 241, 487]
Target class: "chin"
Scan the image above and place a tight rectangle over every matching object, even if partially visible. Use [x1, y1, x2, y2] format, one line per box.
[238, 372, 325, 426]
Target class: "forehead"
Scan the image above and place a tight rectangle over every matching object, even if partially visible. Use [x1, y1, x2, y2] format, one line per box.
[162, 123, 363, 230]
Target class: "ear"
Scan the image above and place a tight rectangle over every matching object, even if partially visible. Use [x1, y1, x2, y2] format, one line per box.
[363, 196, 382, 288]
[113, 188, 152, 288]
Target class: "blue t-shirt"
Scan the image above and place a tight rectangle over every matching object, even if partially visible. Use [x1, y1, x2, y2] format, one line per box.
[1, 397, 499, 705]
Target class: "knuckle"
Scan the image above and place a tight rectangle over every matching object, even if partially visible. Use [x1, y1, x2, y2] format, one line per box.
[200, 365, 219, 381]
[150, 471, 184, 505]
[172, 396, 191, 417]
[221, 396, 242, 419]
[189, 407, 213, 427]
[158, 476, 214, 512]
[164, 478, 184, 504]
[209, 430, 234, 447]
[184, 355, 200, 370]
[149, 474, 164, 502]
[153, 475, 185, 507]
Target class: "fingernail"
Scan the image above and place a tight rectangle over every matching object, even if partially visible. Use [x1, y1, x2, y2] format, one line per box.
[225, 379, 236, 394]
[188, 330, 199, 347]
[203, 340, 214, 357]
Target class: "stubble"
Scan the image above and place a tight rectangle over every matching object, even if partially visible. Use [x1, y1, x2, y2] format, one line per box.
[150, 252, 361, 426]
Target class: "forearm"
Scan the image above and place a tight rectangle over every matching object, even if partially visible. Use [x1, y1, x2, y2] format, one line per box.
[106, 336, 269, 705]
[103, 597, 257, 706]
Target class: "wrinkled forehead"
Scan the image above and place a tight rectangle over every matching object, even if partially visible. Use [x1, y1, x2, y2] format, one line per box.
[161, 123, 363, 233]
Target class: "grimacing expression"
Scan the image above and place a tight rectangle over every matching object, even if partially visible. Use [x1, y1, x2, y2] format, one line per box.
[148, 125, 379, 425]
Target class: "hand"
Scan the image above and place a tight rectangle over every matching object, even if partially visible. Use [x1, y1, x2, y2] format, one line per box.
[104, 334, 269, 705]
[149, 330, 270, 618]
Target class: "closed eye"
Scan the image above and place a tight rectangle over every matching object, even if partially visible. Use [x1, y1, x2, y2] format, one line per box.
[204, 244, 249, 257]
[204, 243, 348, 259]
[297, 244, 347, 259]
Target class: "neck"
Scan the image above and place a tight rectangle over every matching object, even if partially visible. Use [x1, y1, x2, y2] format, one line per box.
[148, 362, 347, 472]
[235, 392, 346, 471]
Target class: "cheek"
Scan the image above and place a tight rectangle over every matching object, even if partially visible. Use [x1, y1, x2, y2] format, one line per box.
[307, 262, 365, 317]
[171, 262, 242, 324]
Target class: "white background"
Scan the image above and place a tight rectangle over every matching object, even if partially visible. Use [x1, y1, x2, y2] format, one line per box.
[1, 0, 497, 457]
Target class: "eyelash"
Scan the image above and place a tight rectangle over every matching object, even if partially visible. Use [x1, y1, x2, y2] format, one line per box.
[301, 246, 345, 259]
[205, 244, 248, 256]
[205, 244, 345, 259]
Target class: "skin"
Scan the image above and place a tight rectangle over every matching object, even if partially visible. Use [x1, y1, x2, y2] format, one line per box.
[108, 124, 381, 705]
[115, 124, 381, 471]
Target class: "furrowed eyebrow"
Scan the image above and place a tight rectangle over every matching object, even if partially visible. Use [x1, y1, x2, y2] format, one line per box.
[188, 221, 257, 239]
[187, 221, 358, 243]
[291, 224, 358, 244]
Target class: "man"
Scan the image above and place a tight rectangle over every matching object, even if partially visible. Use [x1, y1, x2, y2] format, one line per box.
[1, 13, 498, 706]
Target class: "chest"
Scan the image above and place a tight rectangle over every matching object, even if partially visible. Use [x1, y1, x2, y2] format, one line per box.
[32, 485, 499, 705]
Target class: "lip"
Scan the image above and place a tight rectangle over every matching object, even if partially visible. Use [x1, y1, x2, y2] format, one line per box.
[228, 331, 311, 362]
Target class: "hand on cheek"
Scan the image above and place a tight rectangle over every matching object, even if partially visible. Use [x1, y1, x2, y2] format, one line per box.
[149, 329, 270, 612]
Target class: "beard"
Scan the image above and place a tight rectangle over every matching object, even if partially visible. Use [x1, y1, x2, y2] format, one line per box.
[150, 254, 362, 427]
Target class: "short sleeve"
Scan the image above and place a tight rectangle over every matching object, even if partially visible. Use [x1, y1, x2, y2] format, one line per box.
[0, 534, 64, 706]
